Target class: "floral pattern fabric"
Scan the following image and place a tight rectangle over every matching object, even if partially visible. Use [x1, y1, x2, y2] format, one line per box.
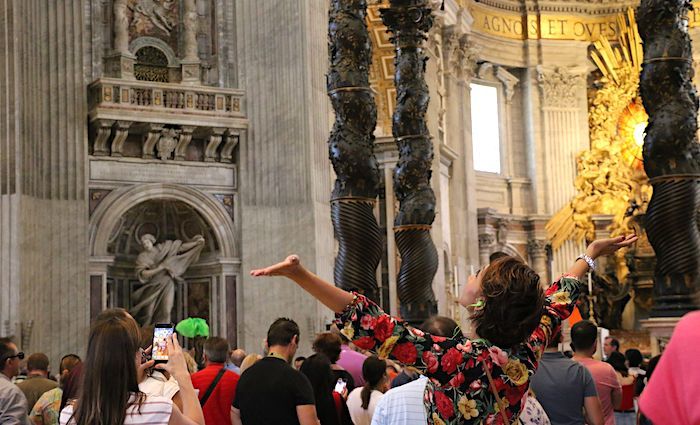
[335, 276, 581, 425]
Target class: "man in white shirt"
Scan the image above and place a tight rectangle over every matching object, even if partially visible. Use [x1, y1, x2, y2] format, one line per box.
[371, 375, 427, 425]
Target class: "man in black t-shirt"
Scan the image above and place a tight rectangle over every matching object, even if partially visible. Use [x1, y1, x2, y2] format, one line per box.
[231, 318, 318, 425]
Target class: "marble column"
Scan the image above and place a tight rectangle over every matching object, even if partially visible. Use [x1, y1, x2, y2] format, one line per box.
[442, 26, 481, 323]
[0, 0, 90, 365]
[181, 0, 201, 82]
[104, 0, 135, 79]
[527, 239, 549, 282]
[536, 67, 588, 276]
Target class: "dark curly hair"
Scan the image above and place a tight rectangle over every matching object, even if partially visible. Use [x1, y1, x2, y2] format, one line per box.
[471, 256, 545, 348]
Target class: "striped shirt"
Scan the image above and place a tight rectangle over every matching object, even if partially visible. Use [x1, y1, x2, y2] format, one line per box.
[371, 376, 427, 425]
[59, 394, 172, 425]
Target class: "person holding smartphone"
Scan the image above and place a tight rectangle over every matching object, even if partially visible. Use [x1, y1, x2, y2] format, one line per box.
[59, 309, 204, 425]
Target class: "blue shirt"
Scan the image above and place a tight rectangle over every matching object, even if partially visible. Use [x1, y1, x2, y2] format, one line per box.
[371, 376, 427, 425]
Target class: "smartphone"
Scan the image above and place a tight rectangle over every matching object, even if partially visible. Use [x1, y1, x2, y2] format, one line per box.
[334, 378, 347, 394]
[152, 323, 174, 364]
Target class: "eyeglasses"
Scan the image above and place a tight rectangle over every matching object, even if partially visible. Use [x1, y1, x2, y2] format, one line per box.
[2, 352, 24, 362]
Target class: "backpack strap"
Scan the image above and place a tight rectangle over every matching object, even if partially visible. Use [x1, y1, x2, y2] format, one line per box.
[199, 367, 227, 407]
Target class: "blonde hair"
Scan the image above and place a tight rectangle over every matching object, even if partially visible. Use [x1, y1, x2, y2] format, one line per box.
[182, 351, 198, 374]
[240, 354, 262, 374]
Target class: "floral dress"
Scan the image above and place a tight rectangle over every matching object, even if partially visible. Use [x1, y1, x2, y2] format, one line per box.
[335, 276, 580, 425]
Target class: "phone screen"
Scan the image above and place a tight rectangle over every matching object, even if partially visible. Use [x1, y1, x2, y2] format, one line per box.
[334, 378, 347, 394]
[152, 325, 174, 362]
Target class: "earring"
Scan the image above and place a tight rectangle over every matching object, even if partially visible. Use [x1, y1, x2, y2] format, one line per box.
[468, 298, 485, 310]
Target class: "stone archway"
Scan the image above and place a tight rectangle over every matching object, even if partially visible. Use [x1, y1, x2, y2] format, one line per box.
[89, 183, 240, 344]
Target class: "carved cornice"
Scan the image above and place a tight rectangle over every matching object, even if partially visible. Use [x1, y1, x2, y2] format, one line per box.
[537, 66, 586, 108]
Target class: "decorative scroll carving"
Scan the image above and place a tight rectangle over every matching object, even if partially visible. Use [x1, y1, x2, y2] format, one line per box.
[204, 128, 226, 162]
[639, 0, 700, 316]
[174, 126, 195, 161]
[220, 130, 241, 163]
[142, 123, 165, 158]
[93, 119, 115, 156]
[110, 121, 133, 157]
[382, 0, 438, 324]
[327, 0, 382, 302]
[537, 66, 585, 108]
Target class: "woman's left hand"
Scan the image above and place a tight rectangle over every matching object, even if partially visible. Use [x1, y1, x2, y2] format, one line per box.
[137, 346, 155, 383]
[586, 234, 638, 259]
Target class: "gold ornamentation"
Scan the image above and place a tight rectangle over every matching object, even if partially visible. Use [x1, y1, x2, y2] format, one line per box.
[547, 10, 652, 279]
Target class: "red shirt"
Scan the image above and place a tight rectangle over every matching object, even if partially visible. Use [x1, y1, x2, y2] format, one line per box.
[191, 363, 239, 424]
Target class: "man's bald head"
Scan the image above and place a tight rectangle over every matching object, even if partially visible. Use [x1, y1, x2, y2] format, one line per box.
[230, 348, 246, 367]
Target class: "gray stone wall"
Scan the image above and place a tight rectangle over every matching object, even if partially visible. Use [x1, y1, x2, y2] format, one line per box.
[235, 0, 334, 354]
[0, 0, 90, 364]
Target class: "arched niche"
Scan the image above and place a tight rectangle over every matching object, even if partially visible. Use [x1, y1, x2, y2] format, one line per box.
[130, 37, 181, 82]
[89, 184, 239, 344]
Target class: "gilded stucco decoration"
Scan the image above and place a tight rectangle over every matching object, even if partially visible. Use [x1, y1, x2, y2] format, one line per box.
[367, 2, 395, 135]
[547, 10, 652, 278]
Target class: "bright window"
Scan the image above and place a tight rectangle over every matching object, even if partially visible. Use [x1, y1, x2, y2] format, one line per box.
[470, 83, 501, 173]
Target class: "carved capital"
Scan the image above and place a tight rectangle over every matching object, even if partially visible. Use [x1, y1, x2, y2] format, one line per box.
[445, 32, 479, 84]
[479, 233, 496, 249]
[537, 66, 585, 108]
[527, 239, 549, 257]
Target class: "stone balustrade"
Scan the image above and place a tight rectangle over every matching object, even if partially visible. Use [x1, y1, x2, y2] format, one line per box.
[88, 78, 247, 162]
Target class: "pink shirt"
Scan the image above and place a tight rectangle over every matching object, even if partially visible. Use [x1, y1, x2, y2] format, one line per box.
[576, 356, 621, 425]
[337, 344, 367, 387]
[640, 311, 700, 425]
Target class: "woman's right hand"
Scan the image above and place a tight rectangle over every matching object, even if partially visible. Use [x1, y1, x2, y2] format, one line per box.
[250, 255, 303, 278]
[155, 333, 190, 382]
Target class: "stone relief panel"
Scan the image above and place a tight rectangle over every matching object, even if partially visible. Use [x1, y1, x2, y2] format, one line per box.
[127, 0, 179, 54]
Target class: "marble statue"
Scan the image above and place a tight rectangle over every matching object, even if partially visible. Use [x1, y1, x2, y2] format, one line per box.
[131, 233, 205, 325]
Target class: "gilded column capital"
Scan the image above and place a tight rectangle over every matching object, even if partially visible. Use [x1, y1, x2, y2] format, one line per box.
[536, 66, 586, 108]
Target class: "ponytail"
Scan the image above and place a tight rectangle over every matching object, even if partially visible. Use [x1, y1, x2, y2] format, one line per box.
[360, 356, 387, 410]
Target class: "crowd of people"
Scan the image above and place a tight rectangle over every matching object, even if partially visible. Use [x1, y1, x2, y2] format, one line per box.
[0, 235, 697, 424]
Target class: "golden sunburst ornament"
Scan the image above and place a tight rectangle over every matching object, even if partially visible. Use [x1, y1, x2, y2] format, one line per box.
[617, 101, 648, 169]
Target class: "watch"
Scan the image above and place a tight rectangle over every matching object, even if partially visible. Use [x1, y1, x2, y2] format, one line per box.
[577, 253, 596, 270]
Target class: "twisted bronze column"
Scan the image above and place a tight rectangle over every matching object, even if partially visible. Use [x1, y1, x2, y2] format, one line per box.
[638, 0, 700, 316]
[327, 0, 382, 303]
[381, 1, 438, 324]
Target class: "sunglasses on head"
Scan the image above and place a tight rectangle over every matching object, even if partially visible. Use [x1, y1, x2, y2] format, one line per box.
[3, 352, 24, 362]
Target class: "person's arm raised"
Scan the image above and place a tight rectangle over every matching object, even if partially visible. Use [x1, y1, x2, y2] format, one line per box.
[250, 255, 354, 313]
[158, 334, 205, 425]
